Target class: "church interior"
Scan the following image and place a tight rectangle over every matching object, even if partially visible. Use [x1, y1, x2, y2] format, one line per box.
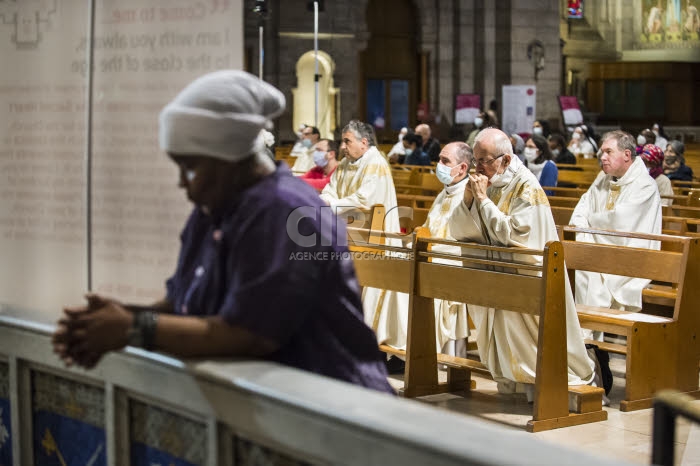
[0, 0, 699, 464]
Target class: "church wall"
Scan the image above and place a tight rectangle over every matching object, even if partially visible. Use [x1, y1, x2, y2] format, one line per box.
[510, 0, 563, 128]
[244, 0, 567, 140]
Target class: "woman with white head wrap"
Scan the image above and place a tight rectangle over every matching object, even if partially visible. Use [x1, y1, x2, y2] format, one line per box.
[53, 70, 394, 393]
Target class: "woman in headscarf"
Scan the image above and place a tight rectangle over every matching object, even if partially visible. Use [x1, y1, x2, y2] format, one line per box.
[52, 70, 394, 393]
[639, 144, 673, 206]
[664, 140, 694, 182]
[568, 126, 596, 158]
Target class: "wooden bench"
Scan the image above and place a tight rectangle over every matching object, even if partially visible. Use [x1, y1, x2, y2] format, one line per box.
[558, 226, 700, 411]
[556, 164, 600, 188]
[664, 204, 700, 220]
[547, 196, 581, 209]
[349, 227, 607, 432]
[547, 186, 588, 198]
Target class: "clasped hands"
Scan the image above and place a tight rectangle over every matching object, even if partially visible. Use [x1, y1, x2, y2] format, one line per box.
[463, 173, 489, 207]
[52, 293, 133, 369]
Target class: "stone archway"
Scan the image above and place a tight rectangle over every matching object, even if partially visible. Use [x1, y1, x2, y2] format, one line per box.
[292, 50, 339, 139]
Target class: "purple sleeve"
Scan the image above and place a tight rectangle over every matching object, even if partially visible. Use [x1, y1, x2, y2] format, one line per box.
[217, 207, 322, 345]
[165, 209, 199, 304]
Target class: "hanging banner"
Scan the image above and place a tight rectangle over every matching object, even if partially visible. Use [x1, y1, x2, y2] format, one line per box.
[501, 85, 536, 135]
[558, 96, 584, 126]
[455, 94, 481, 124]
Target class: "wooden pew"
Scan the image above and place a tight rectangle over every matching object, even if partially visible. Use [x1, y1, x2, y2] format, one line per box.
[547, 196, 580, 209]
[664, 204, 700, 220]
[547, 186, 588, 198]
[556, 165, 600, 188]
[558, 226, 700, 412]
[349, 228, 607, 432]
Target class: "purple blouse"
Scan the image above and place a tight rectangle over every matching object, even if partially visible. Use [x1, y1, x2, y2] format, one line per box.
[166, 163, 393, 393]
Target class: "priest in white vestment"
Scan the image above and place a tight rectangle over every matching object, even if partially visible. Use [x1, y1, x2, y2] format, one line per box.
[292, 126, 320, 174]
[447, 128, 595, 391]
[422, 142, 474, 355]
[319, 120, 406, 350]
[570, 131, 662, 328]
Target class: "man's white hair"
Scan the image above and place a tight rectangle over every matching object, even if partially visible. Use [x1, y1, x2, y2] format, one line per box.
[474, 128, 513, 157]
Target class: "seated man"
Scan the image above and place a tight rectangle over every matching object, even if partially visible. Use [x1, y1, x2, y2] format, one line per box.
[52, 70, 394, 394]
[423, 142, 473, 356]
[320, 120, 399, 224]
[570, 131, 662, 315]
[415, 123, 441, 162]
[448, 128, 595, 396]
[292, 125, 320, 174]
[320, 121, 406, 370]
[300, 138, 339, 191]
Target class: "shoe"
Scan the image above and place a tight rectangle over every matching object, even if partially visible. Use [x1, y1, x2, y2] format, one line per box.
[586, 344, 613, 395]
[385, 356, 406, 374]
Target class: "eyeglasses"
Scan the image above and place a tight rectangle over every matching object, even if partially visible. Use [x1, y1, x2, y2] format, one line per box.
[475, 153, 505, 166]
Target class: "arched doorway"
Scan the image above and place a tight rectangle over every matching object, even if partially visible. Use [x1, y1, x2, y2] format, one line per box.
[360, 0, 418, 143]
[292, 50, 339, 139]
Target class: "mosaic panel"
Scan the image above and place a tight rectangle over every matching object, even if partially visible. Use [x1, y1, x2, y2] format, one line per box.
[235, 436, 312, 466]
[0, 362, 11, 466]
[130, 399, 206, 466]
[32, 371, 106, 466]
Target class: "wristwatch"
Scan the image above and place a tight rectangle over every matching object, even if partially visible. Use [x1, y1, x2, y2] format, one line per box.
[127, 311, 158, 351]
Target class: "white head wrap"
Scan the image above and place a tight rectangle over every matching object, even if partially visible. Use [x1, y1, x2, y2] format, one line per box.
[159, 70, 285, 162]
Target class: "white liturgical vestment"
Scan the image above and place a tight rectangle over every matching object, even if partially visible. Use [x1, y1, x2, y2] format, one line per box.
[570, 156, 662, 312]
[292, 147, 316, 174]
[448, 157, 595, 386]
[423, 178, 470, 353]
[320, 147, 407, 349]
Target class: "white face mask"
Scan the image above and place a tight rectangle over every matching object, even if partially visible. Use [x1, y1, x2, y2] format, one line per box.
[435, 162, 456, 185]
[532, 126, 543, 136]
[302, 138, 313, 148]
[637, 135, 646, 146]
[404, 148, 413, 157]
[551, 148, 560, 157]
[523, 147, 539, 163]
[572, 132, 581, 141]
[489, 170, 503, 187]
[185, 170, 196, 182]
[313, 150, 328, 168]
[474, 117, 483, 128]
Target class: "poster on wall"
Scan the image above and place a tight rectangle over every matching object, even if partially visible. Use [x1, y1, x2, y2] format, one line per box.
[455, 94, 481, 124]
[640, 0, 700, 45]
[501, 85, 536, 136]
[558, 96, 584, 127]
[567, 0, 584, 19]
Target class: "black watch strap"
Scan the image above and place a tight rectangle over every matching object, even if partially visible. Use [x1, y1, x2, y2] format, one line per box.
[129, 311, 158, 351]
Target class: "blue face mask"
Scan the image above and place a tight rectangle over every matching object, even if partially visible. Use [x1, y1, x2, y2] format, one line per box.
[435, 162, 456, 185]
[313, 150, 328, 168]
[302, 139, 313, 148]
